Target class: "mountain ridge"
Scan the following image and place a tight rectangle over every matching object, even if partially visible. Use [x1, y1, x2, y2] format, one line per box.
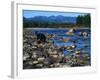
[23, 15, 77, 24]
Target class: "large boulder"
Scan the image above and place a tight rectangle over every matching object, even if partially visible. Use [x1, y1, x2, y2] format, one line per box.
[66, 28, 75, 35]
[37, 57, 45, 63]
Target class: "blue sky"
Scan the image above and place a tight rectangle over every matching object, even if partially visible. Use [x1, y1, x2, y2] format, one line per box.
[23, 10, 88, 18]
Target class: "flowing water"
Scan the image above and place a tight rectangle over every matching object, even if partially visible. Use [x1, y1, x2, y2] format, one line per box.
[32, 28, 91, 55]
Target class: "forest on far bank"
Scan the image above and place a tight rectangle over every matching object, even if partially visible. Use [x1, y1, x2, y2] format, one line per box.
[23, 14, 91, 28]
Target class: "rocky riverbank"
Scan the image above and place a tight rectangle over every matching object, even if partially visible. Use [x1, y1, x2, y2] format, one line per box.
[23, 28, 91, 69]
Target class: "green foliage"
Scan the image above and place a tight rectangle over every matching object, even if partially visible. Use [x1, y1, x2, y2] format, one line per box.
[23, 14, 91, 28]
[23, 21, 75, 28]
[76, 14, 91, 27]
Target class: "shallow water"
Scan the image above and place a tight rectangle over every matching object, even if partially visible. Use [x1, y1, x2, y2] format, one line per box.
[32, 28, 91, 55]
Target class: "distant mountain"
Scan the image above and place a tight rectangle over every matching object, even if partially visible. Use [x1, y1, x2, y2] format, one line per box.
[23, 15, 77, 24]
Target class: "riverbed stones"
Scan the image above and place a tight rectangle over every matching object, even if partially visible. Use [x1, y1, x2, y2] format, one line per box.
[71, 45, 76, 49]
[78, 31, 88, 37]
[37, 57, 45, 63]
[49, 64, 54, 68]
[54, 63, 60, 67]
[23, 53, 30, 61]
[33, 61, 38, 64]
[32, 46, 37, 49]
[43, 58, 50, 65]
[36, 63, 43, 68]
[32, 52, 37, 59]
[75, 50, 81, 54]
[23, 29, 90, 69]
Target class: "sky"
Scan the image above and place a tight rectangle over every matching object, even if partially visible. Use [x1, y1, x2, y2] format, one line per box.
[23, 10, 89, 18]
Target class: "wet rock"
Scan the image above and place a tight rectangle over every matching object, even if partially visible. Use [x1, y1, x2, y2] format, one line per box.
[78, 32, 83, 36]
[23, 53, 30, 61]
[33, 51, 43, 57]
[83, 32, 88, 37]
[23, 43, 31, 48]
[71, 45, 76, 49]
[32, 53, 37, 59]
[50, 54, 58, 59]
[48, 49, 52, 54]
[52, 50, 57, 55]
[49, 64, 55, 68]
[36, 63, 43, 68]
[59, 53, 64, 58]
[33, 61, 38, 64]
[66, 46, 71, 50]
[32, 46, 37, 49]
[54, 63, 60, 67]
[79, 32, 88, 37]
[43, 58, 50, 65]
[66, 28, 75, 35]
[37, 57, 45, 63]
[75, 50, 81, 54]
[28, 61, 33, 65]
[49, 54, 61, 63]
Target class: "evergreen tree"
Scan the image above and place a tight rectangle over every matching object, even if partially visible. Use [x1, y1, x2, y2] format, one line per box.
[76, 14, 91, 27]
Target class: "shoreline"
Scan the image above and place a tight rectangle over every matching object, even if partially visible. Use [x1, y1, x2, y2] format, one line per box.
[24, 27, 90, 30]
[23, 27, 91, 69]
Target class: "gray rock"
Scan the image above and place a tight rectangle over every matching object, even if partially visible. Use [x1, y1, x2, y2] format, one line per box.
[36, 64, 43, 68]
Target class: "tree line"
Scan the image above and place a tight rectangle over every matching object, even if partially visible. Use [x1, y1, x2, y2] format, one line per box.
[76, 14, 91, 27]
[23, 21, 75, 28]
[23, 14, 91, 28]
